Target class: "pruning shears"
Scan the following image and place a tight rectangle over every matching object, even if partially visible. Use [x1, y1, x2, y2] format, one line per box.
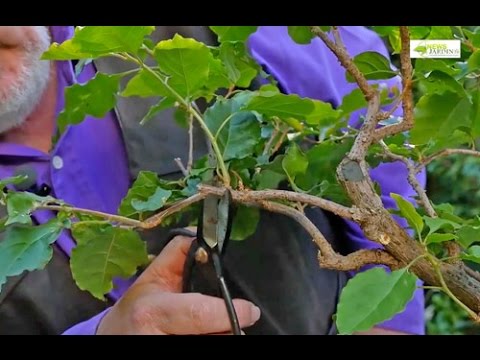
[166, 143, 241, 334]
[166, 189, 240, 335]
[188, 189, 241, 334]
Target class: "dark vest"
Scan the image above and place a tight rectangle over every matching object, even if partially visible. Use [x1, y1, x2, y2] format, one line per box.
[0, 27, 348, 335]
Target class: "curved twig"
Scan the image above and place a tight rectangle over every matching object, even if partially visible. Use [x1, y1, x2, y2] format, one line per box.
[415, 149, 480, 173]
[198, 184, 363, 222]
[310, 26, 374, 100]
[141, 193, 206, 229]
[247, 199, 399, 271]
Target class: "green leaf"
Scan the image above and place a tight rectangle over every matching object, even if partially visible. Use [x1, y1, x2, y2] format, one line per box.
[348, 51, 397, 82]
[411, 93, 470, 146]
[154, 34, 212, 98]
[181, 178, 202, 197]
[218, 42, 260, 88]
[0, 219, 64, 291]
[5, 192, 57, 226]
[411, 26, 432, 39]
[204, 93, 262, 161]
[121, 69, 169, 98]
[470, 90, 480, 137]
[218, 43, 240, 84]
[252, 155, 287, 190]
[470, 50, 480, 72]
[427, 26, 452, 39]
[372, 27, 431, 54]
[140, 97, 177, 125]
[372, 27, 401, 53]
[245, 93, 339, 125]
[425, 233, 457, 244]
[223, 113, 261, 161]
[296, 139, 353, 203]
[202, 56, 231, 97]
[339, 88, 367, 116]
[424, 216, 460, 235]
[288, 26, 315, 44]
[58, 73, 121, 134]
[258, 84, 280, 96]
[457, 226, 480, 248]
[43, 26, 155, 60]
[414, 59, 460, 77]
[461, 245, 480, 264]
[254, 169, 286, 190]
[418, 71, 466, 97]
[230, 206, 260, 241]
[173, 106, 189, 128]
[391, 193, 424, 234]
[6, 192, 37, 225]
[336, 267, 417, 334]
[210, 26, 258, 42]
[435, 203, 465, 225]
[372, 26, 396, 36]
[465, 29, 480, 48]
[0, 217, 8, 233]
[0, 175, 29, 190]
[119, 171, 181, 219]
[228, 157, 255, 188]
[70, 222, 148, 299]
[131, 187, 172, 212]
[385, 143, 415, 159]
[282, 144, 308, 182]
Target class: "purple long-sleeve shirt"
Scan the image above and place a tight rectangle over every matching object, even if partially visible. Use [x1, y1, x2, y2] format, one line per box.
[1, 26, 425, 335]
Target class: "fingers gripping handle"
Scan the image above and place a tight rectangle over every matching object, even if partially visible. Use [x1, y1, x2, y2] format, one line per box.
[165, 228, 241, 335]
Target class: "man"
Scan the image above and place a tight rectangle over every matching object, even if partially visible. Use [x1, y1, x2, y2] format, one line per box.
[0, 26, 425, 335]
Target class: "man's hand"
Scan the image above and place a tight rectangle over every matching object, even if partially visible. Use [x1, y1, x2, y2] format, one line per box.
[97, 234, 261, 335]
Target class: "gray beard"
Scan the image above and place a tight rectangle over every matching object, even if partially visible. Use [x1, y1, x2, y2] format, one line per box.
[0, 26, 52, 134]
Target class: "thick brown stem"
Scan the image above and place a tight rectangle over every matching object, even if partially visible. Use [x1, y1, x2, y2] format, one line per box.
[198, 184, 363, 222]
[247, 199, 398, 271]
[337, 167, 480, 312]
[321, 26, 480, 314]
[379, 141, 436, 218]
[310, 26, 375, 100]
[373, 26, 414, 141]
[348, 94, 381, 160]
[319, 249, 400, 271]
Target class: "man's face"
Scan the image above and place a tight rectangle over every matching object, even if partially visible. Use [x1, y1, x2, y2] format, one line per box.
[0, 26, 51, 133]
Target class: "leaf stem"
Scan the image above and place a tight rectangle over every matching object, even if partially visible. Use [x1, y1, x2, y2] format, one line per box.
[39, 205, 142, 227]
[121, 52, 231, 186]
[431, 256, 480, 321]
[406, 254, 427, 270]
[187, 113, 194, 172]
[415, 149, 480, 173]
[214, 113, 236, 141]
[421, 286, 443, 291]
[174, 158, 188, 176]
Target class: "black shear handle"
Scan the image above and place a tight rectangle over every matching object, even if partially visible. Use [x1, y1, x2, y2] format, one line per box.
[163, 228, 220, 294]
[165, 229, 242, 335]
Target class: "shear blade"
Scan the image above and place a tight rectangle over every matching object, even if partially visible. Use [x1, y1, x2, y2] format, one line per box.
[202, 195, 219, 249]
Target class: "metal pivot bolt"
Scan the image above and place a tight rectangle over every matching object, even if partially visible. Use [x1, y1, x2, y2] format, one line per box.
[195, 247, 209, 264]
